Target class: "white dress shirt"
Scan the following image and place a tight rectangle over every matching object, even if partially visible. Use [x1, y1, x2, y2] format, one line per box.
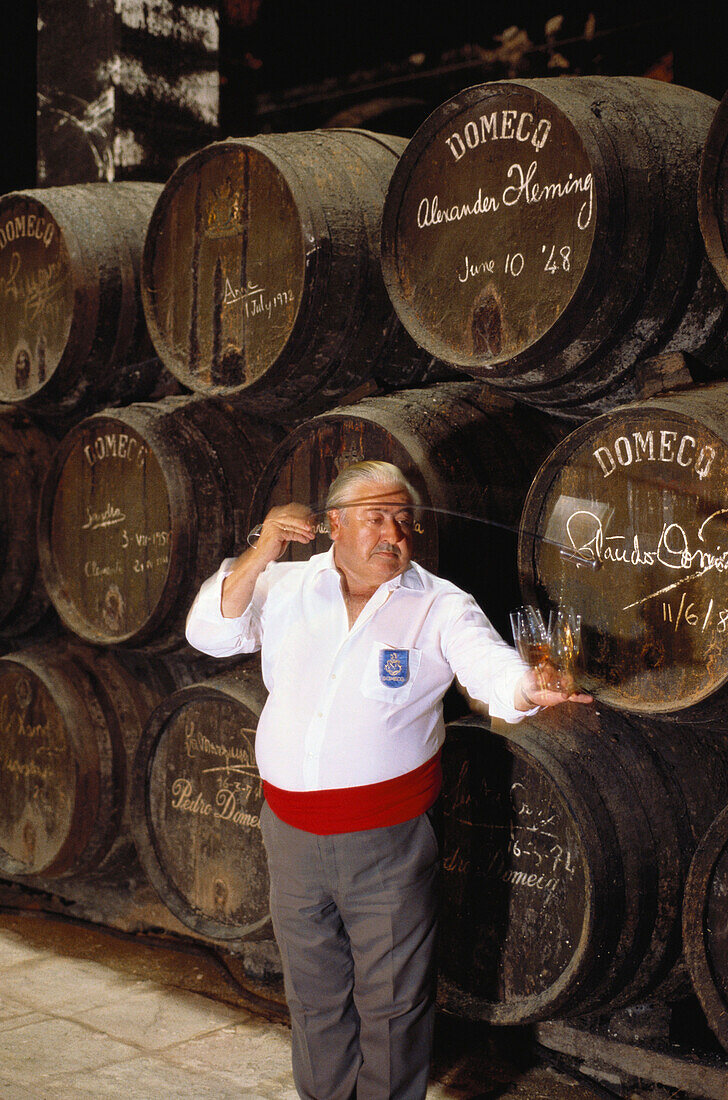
[185, 548, 532, 792]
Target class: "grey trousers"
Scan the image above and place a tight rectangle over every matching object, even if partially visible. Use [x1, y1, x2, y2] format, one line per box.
[260, 802, 440, 1100]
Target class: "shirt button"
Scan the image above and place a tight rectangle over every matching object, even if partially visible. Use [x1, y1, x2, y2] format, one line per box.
[317, 711, 323, 718]
[331, 673, 336, 679]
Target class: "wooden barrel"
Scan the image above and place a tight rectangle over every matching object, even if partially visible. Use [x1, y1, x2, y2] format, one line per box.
[699, 88, 728, 294]
[518, 381, 728, 724]
[0, 406, 57, 641]
[0, 638, 191, 878]
[0, 182, 167, 418]
[249, 381, 566, 639]
[37, 396, 280, 651]
[130, 664, 269, 944]
[141, 129, 441, 422]
[381, 77, 728, 421]
[683, 802, 728, 1053]
[437, 707, 728, 1025]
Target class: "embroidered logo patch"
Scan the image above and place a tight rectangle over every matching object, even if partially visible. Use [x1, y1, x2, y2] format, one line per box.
[379, 649, 409, 687]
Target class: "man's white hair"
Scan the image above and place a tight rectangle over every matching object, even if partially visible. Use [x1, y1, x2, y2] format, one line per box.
[325, 460, 420, 514]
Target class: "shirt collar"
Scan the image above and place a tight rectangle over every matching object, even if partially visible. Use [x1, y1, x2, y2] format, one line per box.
[309, 546, 424, 591]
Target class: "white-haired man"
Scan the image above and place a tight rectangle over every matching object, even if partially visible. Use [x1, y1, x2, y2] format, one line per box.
[186, 460, 590, 1100]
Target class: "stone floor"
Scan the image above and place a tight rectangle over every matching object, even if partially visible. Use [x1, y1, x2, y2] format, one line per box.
[0, 908, 619, 1099]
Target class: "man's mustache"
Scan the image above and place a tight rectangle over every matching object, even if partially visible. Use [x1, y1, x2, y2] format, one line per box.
[374, 543, 400, 555]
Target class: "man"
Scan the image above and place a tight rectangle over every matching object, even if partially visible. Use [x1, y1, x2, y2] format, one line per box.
[186, 460, 591, 1100]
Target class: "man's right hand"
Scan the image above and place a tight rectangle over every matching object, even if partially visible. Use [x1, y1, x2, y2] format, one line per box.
[221, 503, 315, 618]
[252, 503, 316, 566]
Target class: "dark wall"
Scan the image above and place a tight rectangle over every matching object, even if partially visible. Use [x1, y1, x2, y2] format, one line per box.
[3, 1, 728, 193]
[220, 1, 689, 139]
[672, 1, 728, 100]
[35, 0, 220, 186]
[223, 0, 673, 88]
[0, 4, 36, 194]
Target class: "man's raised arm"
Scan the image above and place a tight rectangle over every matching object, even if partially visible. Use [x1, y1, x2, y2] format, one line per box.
[220, 503, 315, 617]
[185, 503, 315, 655]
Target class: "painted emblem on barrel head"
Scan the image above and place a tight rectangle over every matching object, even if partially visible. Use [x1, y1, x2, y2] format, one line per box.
[13, 674, 32, 710]
[204, 178, 245, 239]
[101, 584, 125, 634]
[0, 198, 73, 402]
[379, 649, 409, 687]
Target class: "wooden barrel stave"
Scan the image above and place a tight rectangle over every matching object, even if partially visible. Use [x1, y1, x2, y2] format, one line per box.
[518, 381, 728, 723]
[437, 707, 728, 1025]
[303, 129, 442, 399]
[510, 79, 728, 416]
[130, 663, 270, 944]
[683, 802, 728, 1053]
[383, 76, 627, 377]
[381, 77, 728, 420]
[141, 130, 439, 421]
[438, 709, 622, 1024]
[37, 396, 280, 650]
[699, 88, 728, 294]
[0, 183, 165, 418]
[554, 716, 728, 1013]
[246, 131, 379, 393]
[538, 713, 668, 1018]
[625, 720, 724, 1003]
[0, 406, 57, 640]
[83, 183, 168, 406]
[514, 710, 663, 1018]
[0, 639, 189, 879]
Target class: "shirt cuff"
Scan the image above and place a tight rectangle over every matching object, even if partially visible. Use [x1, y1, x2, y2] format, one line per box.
[488, 662, 540, 724]
[195, 560, 237, 619]
[185, 559, 260, 655]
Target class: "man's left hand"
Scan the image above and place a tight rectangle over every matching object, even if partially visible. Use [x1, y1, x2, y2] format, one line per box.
[515, 662, 593, 711]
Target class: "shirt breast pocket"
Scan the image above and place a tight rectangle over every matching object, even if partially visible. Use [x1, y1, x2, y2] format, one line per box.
[360, 644, 422, 705]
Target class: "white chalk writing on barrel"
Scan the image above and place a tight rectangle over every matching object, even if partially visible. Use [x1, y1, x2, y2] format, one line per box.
[0, 252, 68, 328]
[442, 845, 561, 899]
[82, 503, 126, 531]
[84, 559, 123, 578]
[444, 762, 576, 900]
[223, 277, 294, 322]
[416, 164, 594, 232]
[184, 720, 257, 774]
[564, 509, 728, 576]
[0, 694, 68, 790]
[132, 555, 169, 574]
[456, 254, 496, 282]
[83, 433, 148, 468]
[0, 695, 57, 748]
[657, 595, 728, 635]
[592, 430, 716, 480]
[223, 278, 259, 305]
[0, 214, 56, 250]
[444, 111, 553, 160]
[82, 524, 171, 580]
[170, 777, 261, 831]
[133, 530, 169, 548]
[4, 757, 57, 785]
[456, 245, 573, 285]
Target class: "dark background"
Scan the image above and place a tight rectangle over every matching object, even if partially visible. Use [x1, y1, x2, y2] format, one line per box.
[1, 1, 726, 195]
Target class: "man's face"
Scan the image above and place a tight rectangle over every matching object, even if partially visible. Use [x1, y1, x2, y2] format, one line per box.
[329, 484, 415, 589]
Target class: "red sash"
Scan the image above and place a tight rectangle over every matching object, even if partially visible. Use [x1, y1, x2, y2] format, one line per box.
[262, 750, 442, 835]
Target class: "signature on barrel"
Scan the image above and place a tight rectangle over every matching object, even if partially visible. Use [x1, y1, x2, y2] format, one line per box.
[564, 508, 728, 573]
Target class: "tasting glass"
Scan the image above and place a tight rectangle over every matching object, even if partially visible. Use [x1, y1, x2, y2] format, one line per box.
[547, 606, 582, 691]
[509, 605, 550, 668]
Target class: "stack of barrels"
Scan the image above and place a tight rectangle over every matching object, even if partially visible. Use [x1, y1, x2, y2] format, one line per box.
[3, 73, 728, 1072]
